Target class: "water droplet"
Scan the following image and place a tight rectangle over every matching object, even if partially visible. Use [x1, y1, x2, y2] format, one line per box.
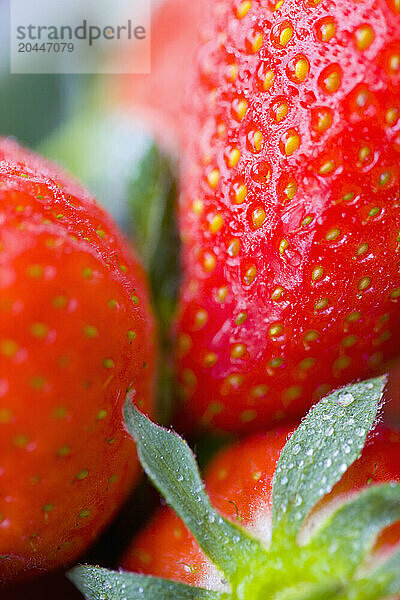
[366, 382, 374, 390]
[337, 393, 355, 407]
[306, 448, 314, 456]
[293, 443, 301, 455]
[281, 476, 288, 485]
[325, 458, 332, 468]
[325, 426, 334, 437]
[339, 463, 347, 473]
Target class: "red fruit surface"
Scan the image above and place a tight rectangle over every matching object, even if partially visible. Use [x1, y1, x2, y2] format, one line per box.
[116, 0, 209, 146]
[0, 139, 156, 584]
[175, 0, 400, 433]
[121, 425, 400, 588]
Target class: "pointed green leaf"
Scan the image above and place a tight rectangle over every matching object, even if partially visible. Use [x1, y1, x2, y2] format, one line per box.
[68, 566, 229, 600]
[272, 376, 386, 538]
[306, 483, 400, 576]
[124, 402, 269, 581]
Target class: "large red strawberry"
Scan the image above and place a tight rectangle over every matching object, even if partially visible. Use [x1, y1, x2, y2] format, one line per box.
[0, 139, 156, 584]
[70, 377, 400, 600]
[175, 0, 400, 433]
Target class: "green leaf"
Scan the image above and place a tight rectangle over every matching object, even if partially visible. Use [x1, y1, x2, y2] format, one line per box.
[364, 545, 400, 598]
[272, 376, 386, 538]
[68, 566, 228, 600]
[306, 483, 400, 577]
[124, 401, 269, 582]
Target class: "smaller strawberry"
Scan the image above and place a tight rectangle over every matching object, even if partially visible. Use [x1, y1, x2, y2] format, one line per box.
[0, 139, 156, 584]
[70, 376, 400, 600]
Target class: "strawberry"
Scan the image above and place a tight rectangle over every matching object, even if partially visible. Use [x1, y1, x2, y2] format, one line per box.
[0, 138, 156, 584]
[70, 377, 400, 600]
[175, 0, 400, 433]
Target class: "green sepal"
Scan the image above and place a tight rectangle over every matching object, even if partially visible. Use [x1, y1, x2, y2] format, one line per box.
[124, 401, 269, 582]
[354, 546, 400, 600]
[272, 376, 386, 538]
[306, 483, 400, 578]
[67, 566, 229, 600]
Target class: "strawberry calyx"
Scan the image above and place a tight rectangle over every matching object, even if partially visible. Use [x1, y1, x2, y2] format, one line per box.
[69, 376, 400, 600]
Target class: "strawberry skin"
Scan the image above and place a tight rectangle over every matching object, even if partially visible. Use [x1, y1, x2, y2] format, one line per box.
[0, 139, 156, 583]
[175, 0, 400, 433]
[121, 425, 400, 588]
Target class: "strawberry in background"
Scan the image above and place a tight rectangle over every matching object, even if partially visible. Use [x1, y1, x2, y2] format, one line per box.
[0, 138, 156, 585]
[175, 0, 400, 434]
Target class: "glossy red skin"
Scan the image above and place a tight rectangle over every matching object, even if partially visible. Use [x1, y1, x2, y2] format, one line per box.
[0, 139, 156, 584]
[121, 426, 400, 590]
[175, 0, 400, 434]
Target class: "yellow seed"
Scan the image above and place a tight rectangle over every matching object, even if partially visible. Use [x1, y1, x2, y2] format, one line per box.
[236, 0, 252, 18]
[192, 199, 204, 214]
[207, 168, 220, 190]
[227, 239, 240, 257]
[389, 54, 400, 73]
[299, 357, 315, 370]
[356, 243, 369, 256]
[280, 25, 293, 46]
[271, 286, 285, 301]
[233, 99, 248, 121]
[342, 335, 358, 347]
[228, 148, 240, 168]
[203, 352, 218, 367]
[250, 32, 263, 53]
[316, 110, 333, 132]
[312, 266, 324, 281]
[217, 122, 226, 137]
[251, 384, 269, 398]
[354, 25, 374, 50]
[304, 330, 319, 342]
[227, 63, 238, 81]
[203, 252, 216, 272]
[103, 358, 115, 369]
[84, 325, 98, 338]
[358, 276, 371, 291]
[359, 146, 371, 162]
[194, 309, 208, 329]
[240, 409, 258, 423]
[263, 70, 275, 91]
[243, 265, 257, 285]
[274, 0, 284, 9]
[252, 130, 263, 152]
[182, 369, 197, 386]
[76, 469, 89, 480]
[235, 311, 247, 325]
[209, 214, 224, 234]
[379, 171, 391, 186]
[178, 333, 192, 358]
[314, 298, 329, 311]
[324, 70, 340, 93]
[326, 228, 340, 241]
[216, 286, 228, 302]
[319, 21, 335, 42]
[269, 357, 284, 368]
[0, 408, 12, 423]
[301, 215, 314, 227]
[269, 323, 283, 337]
[284, 133, 300, 156]
[390, 287, 400, 299]
[283, 386, 302, 403]
[279, 238, 289, 255]
[231, 343, 247, 359]
[284, 180, 297, 200]
[346, 311, 361, 322]
[333, 356, 351, 371]
[319, 160, 335, 175]
[386, 108, 399, 126]
[27, 264, 44, 279]
[0, 339, 19, 357]
[295, 58, 309, 81]
[252, 207, 266, 229]
[274, 102, 289, 122]
[96, 409, 108, 420]
[234, 183, 247, 204]
[30, 323, 48, 339]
